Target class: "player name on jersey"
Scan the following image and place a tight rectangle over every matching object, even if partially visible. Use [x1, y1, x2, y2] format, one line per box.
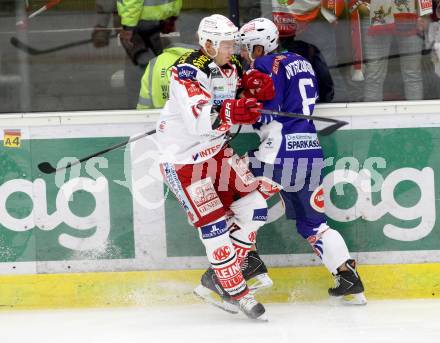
[285, 59, 316, 79]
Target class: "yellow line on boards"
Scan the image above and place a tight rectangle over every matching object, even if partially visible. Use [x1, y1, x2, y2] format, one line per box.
[1, 264, 439, 310]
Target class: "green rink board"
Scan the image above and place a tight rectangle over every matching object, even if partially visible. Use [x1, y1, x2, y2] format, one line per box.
[165, 128, 440, 256]
[0, 137, 134, 262]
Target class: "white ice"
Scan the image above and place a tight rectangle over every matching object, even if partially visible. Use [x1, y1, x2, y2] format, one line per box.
[2, 299, 440, 343]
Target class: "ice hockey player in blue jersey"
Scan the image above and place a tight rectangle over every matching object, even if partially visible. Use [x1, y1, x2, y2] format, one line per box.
[239, 18, 367, 305]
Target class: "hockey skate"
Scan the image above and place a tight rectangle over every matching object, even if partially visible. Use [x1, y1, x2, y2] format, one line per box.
[194, 252, 272, 313]
[328, 259, 367, 305]
[242, 251, 273, 294]
[193, 268, 240, 314]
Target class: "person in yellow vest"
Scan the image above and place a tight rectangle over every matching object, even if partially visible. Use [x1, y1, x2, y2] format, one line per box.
[137, 45, 194, 109]
[117, 0, 182, 107]
[117, 0, 182, 58]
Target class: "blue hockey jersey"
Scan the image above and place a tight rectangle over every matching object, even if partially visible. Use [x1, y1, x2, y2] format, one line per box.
[251, 52, 324, 165]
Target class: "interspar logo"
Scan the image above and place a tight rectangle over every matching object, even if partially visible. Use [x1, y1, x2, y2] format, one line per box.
[0, 177, 110, 251]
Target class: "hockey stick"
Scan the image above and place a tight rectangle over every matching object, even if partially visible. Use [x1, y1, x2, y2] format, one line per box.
[10, 33, 118, 56]
[259, 109, 348, 136]
[38, 129, 156, 174]
[16, 0, 61, 27]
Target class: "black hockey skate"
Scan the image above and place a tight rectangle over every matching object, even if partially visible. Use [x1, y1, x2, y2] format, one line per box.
[328, 259, 367, 305]
[193, 268, 240, 314]
[194, 252, 272, 314]
[242, 251, 273, 294]
[193, 268, 268, 320]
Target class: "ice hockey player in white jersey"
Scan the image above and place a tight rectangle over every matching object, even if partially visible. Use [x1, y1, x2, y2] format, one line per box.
[239, 17, 367, 305]
[156, 14, 275, 320]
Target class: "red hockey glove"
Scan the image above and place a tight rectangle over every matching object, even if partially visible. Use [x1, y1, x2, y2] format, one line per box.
[220, 98, 262, 125]
[242, 69, 275, 101]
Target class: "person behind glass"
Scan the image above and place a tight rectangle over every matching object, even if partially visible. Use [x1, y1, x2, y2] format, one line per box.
[116, 0, 182, 107]
[361, 0, 433, 101]
[425, 0, 440, 78]
[272, 0, 346, 102]
[278, 32, 335, 103]
[156, 14, 274, 321]
[91, 0, 118, 48]
[136, 45, 194, 109]
[117, 0, 181, 61]
[239, 18, 367, 306]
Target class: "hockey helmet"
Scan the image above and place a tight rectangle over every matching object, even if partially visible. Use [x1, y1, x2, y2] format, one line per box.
[198, 14, 239, 51]
[240, 18, 279, 59]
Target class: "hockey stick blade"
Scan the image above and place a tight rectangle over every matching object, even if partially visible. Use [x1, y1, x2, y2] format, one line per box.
[317, 120, 348, 136]
[38, 162, 57, 174]
[10, 37, 41, 55]
[38, 129, 156, 174]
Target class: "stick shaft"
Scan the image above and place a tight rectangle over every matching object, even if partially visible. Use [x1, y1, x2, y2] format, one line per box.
[258, 109, 348, 136]
[10, 34, 117, 55]
[259, 108, 342, 124]
[53, 129, 156, 173]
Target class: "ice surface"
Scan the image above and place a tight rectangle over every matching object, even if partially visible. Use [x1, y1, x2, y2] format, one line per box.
[2, 299, 440, 343]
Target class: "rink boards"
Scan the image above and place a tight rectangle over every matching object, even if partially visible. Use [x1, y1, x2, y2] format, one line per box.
[1, 101, 440, 308]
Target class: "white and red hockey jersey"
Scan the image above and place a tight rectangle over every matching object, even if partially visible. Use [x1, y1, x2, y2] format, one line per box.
[156, 50, 242, 164]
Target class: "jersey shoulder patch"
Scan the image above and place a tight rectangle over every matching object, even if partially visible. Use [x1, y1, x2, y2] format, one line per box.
[271, 55, 288, 75]
[175, 50, 211, 77]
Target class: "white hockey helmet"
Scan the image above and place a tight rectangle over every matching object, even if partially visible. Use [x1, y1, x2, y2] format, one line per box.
[240, 18, 279, 59]
[198, 14, 239, 52]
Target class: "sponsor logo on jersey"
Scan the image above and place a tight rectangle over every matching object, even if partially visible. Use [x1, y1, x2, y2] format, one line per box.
[185, 82, 203, 97]
[310, 185, 325, 213]
[177, 51, 193, 64]
[177, 65, 197, 80]
[252, 208, 268, 221]
[248, 231, 257, 243]
[163, 163, 198, 224]
[285, 133, 320, 151]
[213, 245, 231, 261]
[265, 138, 274, 148]
[186, 178, 222, 216]
[201, 220, 228, 239]
[192, 54, 211, 70]
[210, 68, 221, 79]
[192, 144, 222, 161]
